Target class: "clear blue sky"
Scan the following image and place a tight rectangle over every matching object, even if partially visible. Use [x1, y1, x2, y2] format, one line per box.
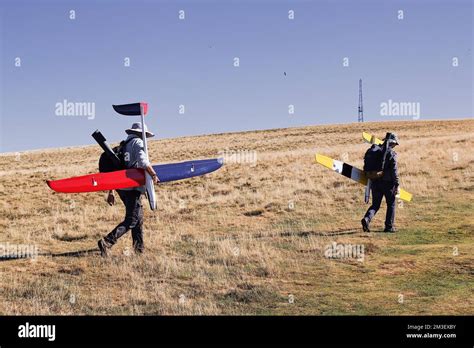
[0, 0, 472, 152]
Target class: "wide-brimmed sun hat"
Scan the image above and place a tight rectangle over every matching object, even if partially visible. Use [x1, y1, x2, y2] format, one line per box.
[125, 122, 155, 138]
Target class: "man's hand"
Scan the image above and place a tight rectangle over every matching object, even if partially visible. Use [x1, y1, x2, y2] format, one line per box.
[394, 186, 400, 196]
[106, 191, 115, 206]
[146, 164, 160, 184]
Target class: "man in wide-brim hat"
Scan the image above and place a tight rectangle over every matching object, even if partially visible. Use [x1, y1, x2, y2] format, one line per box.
[125, 122, 155, 138]
[98, 122, 159, 257]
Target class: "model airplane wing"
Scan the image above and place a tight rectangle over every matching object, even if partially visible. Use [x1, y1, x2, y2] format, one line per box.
[47, 158, 223, 193]
[362, 132, 383, 145]
[315, 154, 412, 202]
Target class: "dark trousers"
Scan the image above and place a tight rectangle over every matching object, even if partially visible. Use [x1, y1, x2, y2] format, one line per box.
[364, 180, 397, 230]
[104, 189, 144, 252]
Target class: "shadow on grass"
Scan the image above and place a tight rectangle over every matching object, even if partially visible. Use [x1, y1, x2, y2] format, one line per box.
[49, 248, 99, 258]
[213, 228, 361, 242]
[277, 229, 360, 238]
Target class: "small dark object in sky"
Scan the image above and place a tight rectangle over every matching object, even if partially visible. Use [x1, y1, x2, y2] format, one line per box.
[284, 72, 287, 76]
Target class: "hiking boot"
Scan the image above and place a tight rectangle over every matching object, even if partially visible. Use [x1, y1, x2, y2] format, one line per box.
[134, 247, 144, 255]
[98, 239, 110, 257]
[361, 218, 370, 232]
[384, 227, 397, 233]
[133, 241, 144, 255]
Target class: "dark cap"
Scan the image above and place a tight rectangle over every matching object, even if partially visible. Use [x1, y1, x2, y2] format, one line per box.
[384, 132, 399, 145]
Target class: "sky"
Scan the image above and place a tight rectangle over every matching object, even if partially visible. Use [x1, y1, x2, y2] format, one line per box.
[0, 0, 472, 152]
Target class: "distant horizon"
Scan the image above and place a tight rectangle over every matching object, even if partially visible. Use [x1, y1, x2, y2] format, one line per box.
[1, 117, 471, 155]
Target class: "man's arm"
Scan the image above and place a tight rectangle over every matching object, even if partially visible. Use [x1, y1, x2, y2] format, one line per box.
[389, 151, 400, 196]
[146, 164, 159, 184]
[134, 139, 159, 183]
[392, 152, 400, 187]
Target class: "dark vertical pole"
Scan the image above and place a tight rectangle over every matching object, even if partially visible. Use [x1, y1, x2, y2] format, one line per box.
[358, 79, 364, 122]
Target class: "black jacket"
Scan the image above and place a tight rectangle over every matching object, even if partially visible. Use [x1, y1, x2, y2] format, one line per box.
[382, 147, 399, 186]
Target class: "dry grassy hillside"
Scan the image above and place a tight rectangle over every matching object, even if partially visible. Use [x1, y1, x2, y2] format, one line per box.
[0, 119, 473, 315]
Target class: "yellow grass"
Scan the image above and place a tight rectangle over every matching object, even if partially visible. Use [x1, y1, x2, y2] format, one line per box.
[0, 119, 472, 315]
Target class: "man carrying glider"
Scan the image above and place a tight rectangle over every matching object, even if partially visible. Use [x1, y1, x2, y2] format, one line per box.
[98, 122, 159, 256]
[361, 132, 400, 233]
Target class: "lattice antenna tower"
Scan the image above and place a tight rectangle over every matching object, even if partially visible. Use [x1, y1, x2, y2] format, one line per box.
[358, 79, 364, 122]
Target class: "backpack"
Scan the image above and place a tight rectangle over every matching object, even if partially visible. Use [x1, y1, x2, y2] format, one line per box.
[98, 138, 134, 173]
[364, 144, 384, 180]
